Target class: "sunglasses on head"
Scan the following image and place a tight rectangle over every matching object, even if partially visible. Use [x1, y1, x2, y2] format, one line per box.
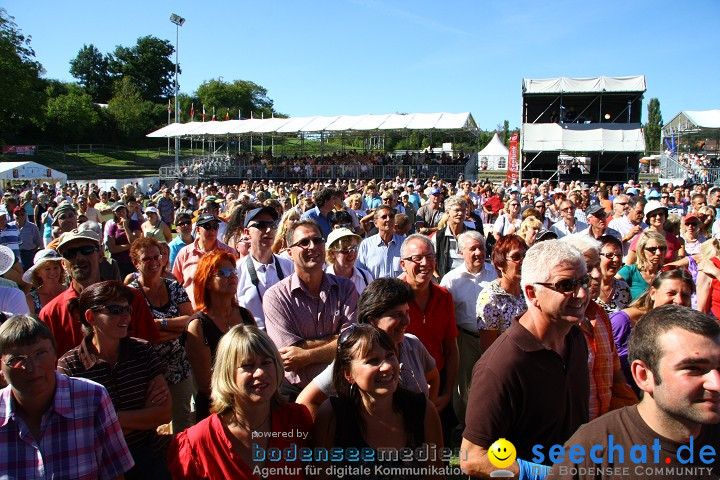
[249, 220, 278, 230]
[291, 236, 325, 249]
[61, 244, 99, 260]
[534, 275, 591, 293]
[92, 304, 132, 315]
[214, 267, 238, 278]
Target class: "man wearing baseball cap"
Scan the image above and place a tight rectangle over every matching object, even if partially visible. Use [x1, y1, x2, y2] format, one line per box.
[581, 204, 621, 240]
[236, 207, 294, 328]
[38, 229, 159, 357]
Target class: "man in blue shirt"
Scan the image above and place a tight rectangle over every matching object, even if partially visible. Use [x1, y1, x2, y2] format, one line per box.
[300, 187, 342, 239]
[357, 204, 405, 278]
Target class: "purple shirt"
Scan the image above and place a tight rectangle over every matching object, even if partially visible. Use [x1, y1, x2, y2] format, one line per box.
[263, 272, 358, 387]
[0, 372, 134, 478]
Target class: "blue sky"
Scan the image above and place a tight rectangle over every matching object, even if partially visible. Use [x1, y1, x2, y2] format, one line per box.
[7, 0, 719, 130]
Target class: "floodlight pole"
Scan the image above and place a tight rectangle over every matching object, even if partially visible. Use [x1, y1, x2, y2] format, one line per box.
[170, 14, 185, 179]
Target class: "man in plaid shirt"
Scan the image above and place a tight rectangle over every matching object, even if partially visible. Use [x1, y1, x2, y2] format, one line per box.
[0, 315, 133, 479]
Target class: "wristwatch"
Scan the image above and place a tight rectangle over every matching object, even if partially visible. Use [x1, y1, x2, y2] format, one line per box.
[160, 318, 168, 330]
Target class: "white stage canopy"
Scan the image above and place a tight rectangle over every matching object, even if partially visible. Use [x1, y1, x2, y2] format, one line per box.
[522, 76, 646, 95]
[522, 123, 646, 152]
[664, 110, 720, 133]
[0, 161, 67, 183]
[147, 112, 478, 138]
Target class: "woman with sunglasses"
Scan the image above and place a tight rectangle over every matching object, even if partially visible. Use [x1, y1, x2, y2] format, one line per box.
[476, 234, 528, 351]
[324, 228, 373, 296]
[186, 250, 255, 424]
[616, 231, 667, 301]
[595, 235, 631, 315]
[107, 201, 142, 278]
[625, 201, 682, 265]
[22, 248, 67, 314]
[492, 198, 522, 241]
[58, 281, 172, 479]
[609, 268, 694, 393]
[297, 277, 439, 418]
[168, 325, 311, 479]
[129, 237, 194, 433]
[311, 324, 443, 479]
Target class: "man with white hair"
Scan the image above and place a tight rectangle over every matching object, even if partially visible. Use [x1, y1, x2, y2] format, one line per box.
[440, 230, 497, 429]
[461, 239, 590, 477]
[561, 234, 638, 420]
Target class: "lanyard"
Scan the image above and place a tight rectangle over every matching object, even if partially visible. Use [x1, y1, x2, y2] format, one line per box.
[246, 255, 285, 300]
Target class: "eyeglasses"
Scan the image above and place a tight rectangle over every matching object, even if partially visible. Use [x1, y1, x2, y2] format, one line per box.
[176, 221, 191, 227]
[3, 348, 53, 369]
[291, 236, 325, 249]
[140, 254, 162, 264]
[378, 213, 396, 220]
[214, 267, 238, 278]
[685, 222, 699, 227]
[534, 275, 590, 293]
[61, 244, 99, 260]
[599, 252, 622, 260]
[338, 324, 359, 347]
[645, 246, 668, 254]
[249, 220, 278, 230]
[402, 254, 437, 264]
[200, 222, 219, 230]
[334, 246, 359, 255]
[507, 252, 525, 262]
[92, 304, 132, 315]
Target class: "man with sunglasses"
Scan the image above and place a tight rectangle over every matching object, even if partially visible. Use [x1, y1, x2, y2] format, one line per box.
[173, 213, 235, 308]
[236, 206, 294, 329]
[462, 240, 590, 478]
[264, 219, 357, 401]
[168, 212, 194, 270]
[356, 204, 405, 279]
[38, 229, 159, 357]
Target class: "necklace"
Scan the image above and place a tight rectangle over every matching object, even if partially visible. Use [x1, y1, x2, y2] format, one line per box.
[231, 411, 271, 432]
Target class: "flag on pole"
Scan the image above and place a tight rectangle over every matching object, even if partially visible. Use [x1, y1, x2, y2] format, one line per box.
[212, 107, 215, 121]
[202, 104, 206, 122]
[225, 110, 229, 121]
[190, 103, 195, 121]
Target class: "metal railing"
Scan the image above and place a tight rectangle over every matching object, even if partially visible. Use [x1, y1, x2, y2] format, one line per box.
[659, 153, 720, 184]
[159, 157, 467, 182]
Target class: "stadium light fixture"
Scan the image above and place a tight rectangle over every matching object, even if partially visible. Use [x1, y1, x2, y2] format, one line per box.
[170, 14, 185, 177]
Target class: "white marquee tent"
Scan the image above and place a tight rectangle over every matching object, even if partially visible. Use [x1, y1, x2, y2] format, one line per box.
[477, 133, 509, 170]
[147, 112, 478, 138]
[522, 123, 646, 153]
[0, 161, 67, 185]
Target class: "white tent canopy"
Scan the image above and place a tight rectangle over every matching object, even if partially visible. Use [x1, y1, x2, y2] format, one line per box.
[664, 110, 720, 133]
[522, 123, 645, 152]
[0, 161, 67, 183]
[478, 133, 509, 170]
[146, 112, 478, 138]
[522, 76, 646, 95]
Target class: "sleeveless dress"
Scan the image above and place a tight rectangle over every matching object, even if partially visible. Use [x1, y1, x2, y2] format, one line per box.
[143, 221, 168, 244]
[330, 391, 427, 480]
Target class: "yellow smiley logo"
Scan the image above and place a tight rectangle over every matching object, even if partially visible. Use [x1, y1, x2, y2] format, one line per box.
[488, 438, 517, 469]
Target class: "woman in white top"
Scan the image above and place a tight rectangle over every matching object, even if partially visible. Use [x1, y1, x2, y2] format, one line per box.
[324, 228, 373, 295]
[492, 198, 522, 241]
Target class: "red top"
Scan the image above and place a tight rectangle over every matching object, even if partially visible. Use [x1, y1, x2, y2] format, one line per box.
[38, 283, 160, 357]
[628, 229, 681, 263]
[405, 281, 458, 371]
[709, 257, 720, 319]
[168, 403, 312, 480]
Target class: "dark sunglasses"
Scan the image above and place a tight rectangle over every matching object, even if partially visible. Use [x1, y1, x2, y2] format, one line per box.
[535, 275, 591, 293]
[249, 220, 278, 230]
[200, 222, 219, 230]
[338, 323, 362, 348]
[291, 236, 325, 249]
[645, 246, 668, 254]
[61, 244, 99, 260]
[378, 213, 396, 220]
[214, 267, 238, 278]
[507, 252, 525, 262]
[685, 222, 699, 227]
[599, 252, 622, 260]
[92, 304, 132, 315]
[334, 246, 359, 255]
[176, 221, 191, 227]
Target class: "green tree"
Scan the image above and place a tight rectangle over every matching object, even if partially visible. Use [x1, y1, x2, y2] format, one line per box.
[0, 8, 46, 142]
[109, 36, 176, 102]
[196, 78, 276, 119]
[645, 98, 663, 154]
[501, 120, 510, 145]
[44, 83, 99, 143]
[107, 77, 160, 141]
[69, 44, 113, 103]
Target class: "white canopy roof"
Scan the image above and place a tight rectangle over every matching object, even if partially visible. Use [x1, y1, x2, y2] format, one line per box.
[478, 133, 509, 156]
[0, 161, 67, 182]
[664, 110, 720, 132]
[522, 123, 645, 152]
[146, 112, 478, 138]
[522, 76, 646, 95]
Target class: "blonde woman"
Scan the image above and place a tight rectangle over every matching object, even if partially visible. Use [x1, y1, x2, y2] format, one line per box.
[518, 216, 543, 247]
[272, 208, 300, 255]
[617, 230, 667, 300]
[492, 198, 522, 241]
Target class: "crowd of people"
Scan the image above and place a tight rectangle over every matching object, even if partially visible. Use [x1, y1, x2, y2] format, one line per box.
[0, 173, 718, 479]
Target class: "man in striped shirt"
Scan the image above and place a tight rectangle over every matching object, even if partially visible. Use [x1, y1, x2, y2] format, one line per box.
[0, 315, 134, 479]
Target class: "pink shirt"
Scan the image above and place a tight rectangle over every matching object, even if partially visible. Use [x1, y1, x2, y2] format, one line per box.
[172, 238, 235, 307]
